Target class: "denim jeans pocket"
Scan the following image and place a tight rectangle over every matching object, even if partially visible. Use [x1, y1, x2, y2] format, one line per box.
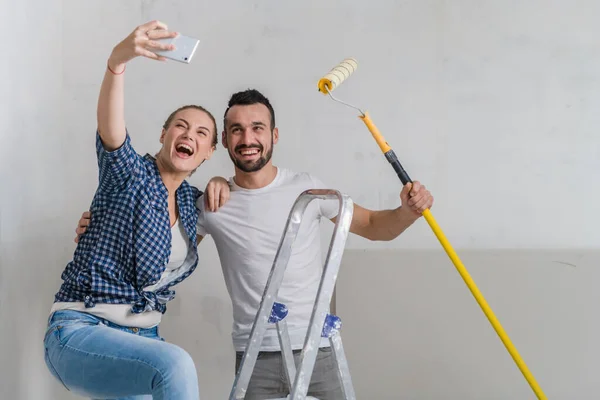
[43, 323, 60, 346]
[45, 311, 101, 347]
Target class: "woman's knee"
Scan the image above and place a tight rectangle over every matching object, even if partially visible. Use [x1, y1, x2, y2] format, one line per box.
[151, 344, 199, 398]
[155, 344, 198, 383]
[171, 346, 197, 375]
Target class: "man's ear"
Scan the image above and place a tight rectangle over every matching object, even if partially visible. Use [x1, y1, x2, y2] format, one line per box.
[272, 127, 279, 144]
[221, 130, 228, 148]
[160, 128, 166, 144]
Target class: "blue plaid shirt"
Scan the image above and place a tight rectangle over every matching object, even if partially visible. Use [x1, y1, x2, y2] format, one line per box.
[54, 132, 201, 314]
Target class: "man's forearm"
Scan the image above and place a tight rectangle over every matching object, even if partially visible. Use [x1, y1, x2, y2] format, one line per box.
[365, 207, 419, 241]
[340, 182, 431, 241]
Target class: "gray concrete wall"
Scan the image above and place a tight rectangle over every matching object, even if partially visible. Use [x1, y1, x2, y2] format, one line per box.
[2, 0, 599, 398]
[337, 249, 598, 399]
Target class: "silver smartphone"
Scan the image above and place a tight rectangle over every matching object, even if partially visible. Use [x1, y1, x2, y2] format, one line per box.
[155, 34, 200, 64]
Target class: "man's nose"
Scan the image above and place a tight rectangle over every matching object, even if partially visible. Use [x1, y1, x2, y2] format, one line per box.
[240, 128, 255, 144]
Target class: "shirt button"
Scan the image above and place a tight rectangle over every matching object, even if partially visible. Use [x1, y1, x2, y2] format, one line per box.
[132, 328, 139, 333]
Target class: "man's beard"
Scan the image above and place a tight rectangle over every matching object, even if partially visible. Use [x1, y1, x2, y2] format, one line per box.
[229, 137, 273, 173]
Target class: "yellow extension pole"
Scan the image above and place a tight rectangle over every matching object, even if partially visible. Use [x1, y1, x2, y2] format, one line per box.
[359, 112, 547, 400]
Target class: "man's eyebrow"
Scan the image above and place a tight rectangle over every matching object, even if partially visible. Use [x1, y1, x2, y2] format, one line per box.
[227, 121, 268, 130]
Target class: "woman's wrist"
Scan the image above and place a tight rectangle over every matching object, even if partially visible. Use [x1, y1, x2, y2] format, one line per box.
[107, 52, 126, 75]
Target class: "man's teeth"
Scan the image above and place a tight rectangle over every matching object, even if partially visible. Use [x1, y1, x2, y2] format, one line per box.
[240, 149, 259, 155]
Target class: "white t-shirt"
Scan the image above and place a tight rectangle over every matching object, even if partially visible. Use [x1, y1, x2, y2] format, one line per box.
[196, 167, 340, 351]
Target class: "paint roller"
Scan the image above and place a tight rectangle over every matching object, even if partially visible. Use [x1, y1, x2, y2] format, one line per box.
[317, 58, 547, 400]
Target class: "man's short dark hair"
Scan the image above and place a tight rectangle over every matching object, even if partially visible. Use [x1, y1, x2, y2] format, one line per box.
[223, 89, 276, 131]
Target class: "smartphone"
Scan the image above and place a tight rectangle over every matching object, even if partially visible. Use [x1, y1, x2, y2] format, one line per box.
[154, 34, 200, 64]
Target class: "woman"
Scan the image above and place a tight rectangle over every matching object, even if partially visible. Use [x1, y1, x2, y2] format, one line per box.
[43, 20, 224, 399]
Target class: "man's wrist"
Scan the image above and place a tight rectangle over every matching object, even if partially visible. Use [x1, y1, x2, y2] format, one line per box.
[395, 205, 418, 223]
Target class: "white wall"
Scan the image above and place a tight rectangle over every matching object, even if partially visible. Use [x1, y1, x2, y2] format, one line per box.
[1, 0, 599, 399]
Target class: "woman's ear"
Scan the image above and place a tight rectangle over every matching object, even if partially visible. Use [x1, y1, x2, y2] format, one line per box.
[205, 145, 215, 160]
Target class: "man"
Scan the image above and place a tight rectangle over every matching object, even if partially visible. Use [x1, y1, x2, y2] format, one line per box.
[77, 89, 434, 399]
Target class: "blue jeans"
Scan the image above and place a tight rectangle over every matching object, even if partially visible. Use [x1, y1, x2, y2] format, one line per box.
[43, 310, 200, 400]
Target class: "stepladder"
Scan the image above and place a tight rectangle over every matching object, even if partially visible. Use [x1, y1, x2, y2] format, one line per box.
[229, 189, 357, 400]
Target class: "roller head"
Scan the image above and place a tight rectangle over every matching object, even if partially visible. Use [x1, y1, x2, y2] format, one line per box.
[317, 57, 358, 94]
